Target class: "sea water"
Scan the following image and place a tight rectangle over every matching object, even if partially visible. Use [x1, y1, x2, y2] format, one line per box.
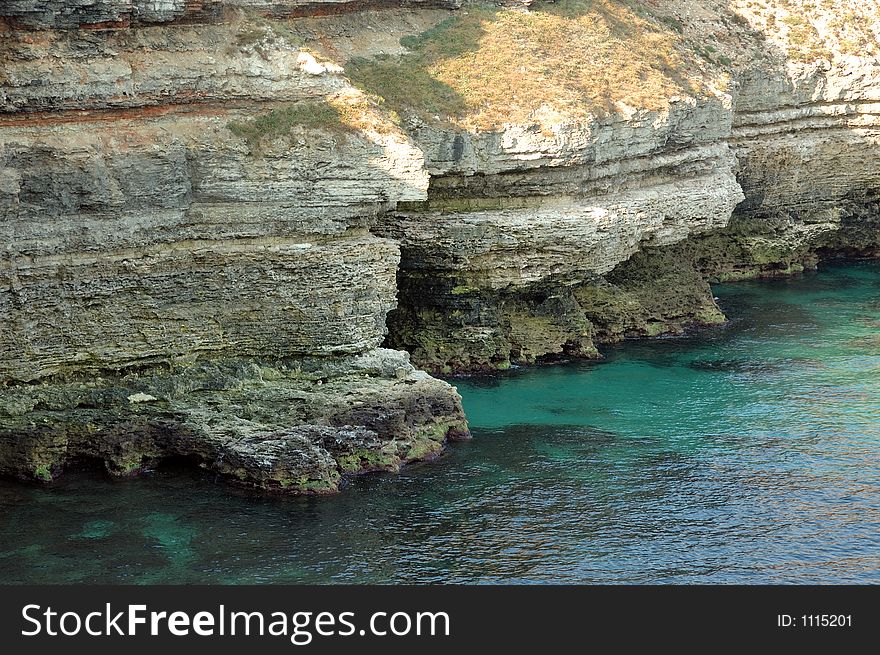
[1, 261, 878, 583]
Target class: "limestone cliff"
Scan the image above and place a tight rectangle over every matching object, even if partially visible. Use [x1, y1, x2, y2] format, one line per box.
[360, 0, 880, 371]
[0, 3, 469, 491]
[1, 0, 878, 489]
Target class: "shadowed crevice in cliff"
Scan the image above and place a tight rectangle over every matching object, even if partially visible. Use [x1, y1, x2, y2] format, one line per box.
[381, 229, 734, 374]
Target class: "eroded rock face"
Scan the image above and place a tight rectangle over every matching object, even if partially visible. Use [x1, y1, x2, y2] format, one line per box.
[0, 1, 463, 28]
[0, 349, 468, 489]
[378, 107, 745, 370]
[705, 56, 880, 279]
[374, 1, 880, 372]
[0, 96, 420, 381]
[1, 0, 199, 27]
[1, 0, 878, 488]
[0, 7, 467, 491]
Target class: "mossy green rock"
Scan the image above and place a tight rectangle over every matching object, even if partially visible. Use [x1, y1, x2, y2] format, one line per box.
[0, 350, 469, 493]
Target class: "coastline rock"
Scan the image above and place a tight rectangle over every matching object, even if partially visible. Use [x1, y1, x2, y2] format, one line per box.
[371, 0, 880, 370]
[1, 0, 879, 488]
[0, 4, 466, 490]
[0, 349, 468, 490]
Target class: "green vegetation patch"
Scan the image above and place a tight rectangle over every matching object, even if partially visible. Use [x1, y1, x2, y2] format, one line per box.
[33, 463, 52, 482]
[227, 101, 348, 155]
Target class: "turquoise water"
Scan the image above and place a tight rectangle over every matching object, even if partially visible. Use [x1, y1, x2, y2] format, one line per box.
[1, 261, 878, 583]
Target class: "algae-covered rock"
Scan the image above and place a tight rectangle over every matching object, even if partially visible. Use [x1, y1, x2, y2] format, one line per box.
[0, 350, 469, 492]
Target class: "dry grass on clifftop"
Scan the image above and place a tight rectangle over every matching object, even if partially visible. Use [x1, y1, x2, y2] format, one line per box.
[346, 0, 709, 131]
[733, 0, 880, 61]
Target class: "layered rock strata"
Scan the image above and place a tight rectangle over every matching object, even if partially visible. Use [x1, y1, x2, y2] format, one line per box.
[694, 59, 880, 280]
[378, 102, 745, 371]
[0, 8, 468, 489]
[370, 0, 880, 372]
[1, 1, 462, 29]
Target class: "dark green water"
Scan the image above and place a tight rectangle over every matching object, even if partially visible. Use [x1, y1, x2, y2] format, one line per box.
[1, 262, 879, 583]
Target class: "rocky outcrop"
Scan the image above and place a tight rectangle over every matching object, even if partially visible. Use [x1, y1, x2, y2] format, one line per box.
[0, 349, 467, 489]
[368, 0, 880, 371]
[1, 0, 878, 488]
[1, 1, 462, 29]
[378, 101, 744, 370]
[699, 57, 880, 280]
[0, 5, 468, 490]
[0, 106, 424, 381]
